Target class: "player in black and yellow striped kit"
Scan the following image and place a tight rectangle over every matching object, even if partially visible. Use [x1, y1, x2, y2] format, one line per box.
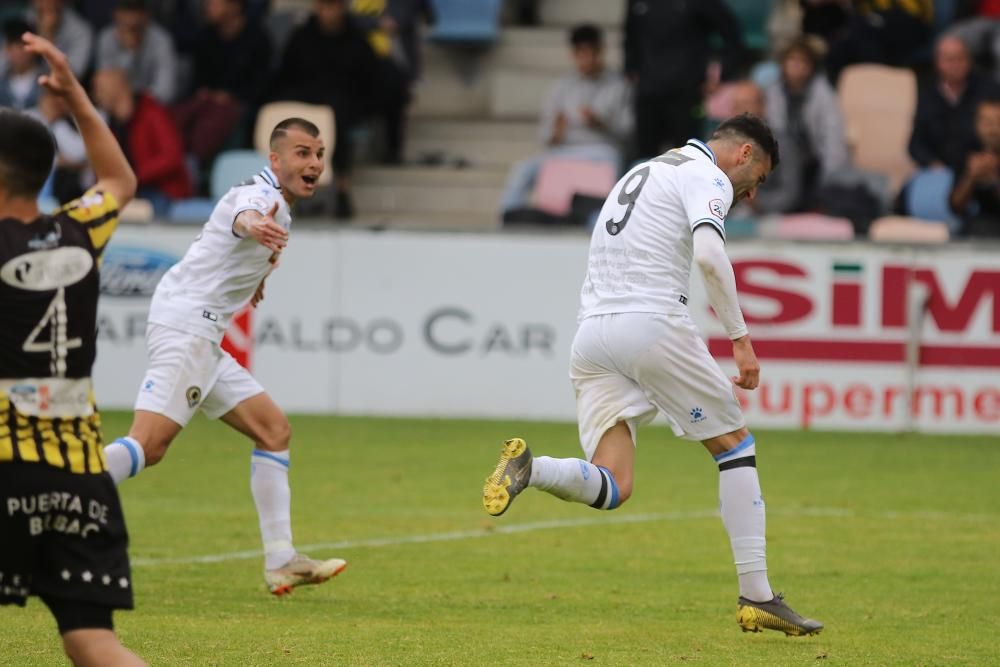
[0, 33, 145, 667]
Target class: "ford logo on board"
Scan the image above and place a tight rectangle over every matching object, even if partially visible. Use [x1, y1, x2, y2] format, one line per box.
[100, 246, 178, 297]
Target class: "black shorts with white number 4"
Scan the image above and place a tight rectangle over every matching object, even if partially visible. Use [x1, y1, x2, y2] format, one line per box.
[0, 462, 133, 610]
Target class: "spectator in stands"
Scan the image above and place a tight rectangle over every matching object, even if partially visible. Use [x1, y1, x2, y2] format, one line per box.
[96, 0, 178, 104]
[24, 0, 93, 77]
[826, 0, 933, 84]
[725, 80, 801, 216]
[92, 68, 192, 214]
[949, 93, 1000, 236]
[762, 37, 849, 212]
[77, 0, 116, 32]
[800, 0, 851, 42]
[624, 0, 744, 159]
[354, 0, 435, 83]
[909, 34, 992, 171]
[349, 0, 419, 165]
[950, 1, 1000, 76]
[273, 0, 382, 219]
[30, 89, 88, 203]
[0, 19, 42, 111]
[500, 24, 632, 223]
[174, 0, 271, 168]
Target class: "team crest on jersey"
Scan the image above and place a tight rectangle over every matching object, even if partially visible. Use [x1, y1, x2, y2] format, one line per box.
[186, 386, 202, 408]
[709, 199, 726, 220]
[713, 177, 726, 191]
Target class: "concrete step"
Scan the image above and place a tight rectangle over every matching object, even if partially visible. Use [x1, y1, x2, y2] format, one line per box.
[492, 28, 624, 70]
[489, 69, 562, 119]
[539, 0, 624, 27]
[411, 45, 492, 119]
[404, 137, 537, 168]
[352, 181, 505, 217]
[347, 211, 500, 232]
[354, 166, 507, 187]
[404, 118, 538, 167]
[409, 118, 537, 140]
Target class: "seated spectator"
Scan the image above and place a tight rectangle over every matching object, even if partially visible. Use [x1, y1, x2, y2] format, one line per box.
[92, 68, 192, 214]
[949, 93, 1000, 237]
[500, 24, 632, 223]
[910, 34, 993, 170]
[0, 19, 42, 111]
[174, 0, 272, 168]
[273, 0, 382, 218]
[28, 0, 93, 77]
[826, 0, 933, 84]
[761, 37, 849, 212]
[726, 80, 801, 215]
[96, 0, 178, 104]
[29, 89, 89, 203]
[800, 0, 851, 42]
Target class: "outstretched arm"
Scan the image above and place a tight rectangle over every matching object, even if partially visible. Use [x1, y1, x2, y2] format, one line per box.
[692, 224, 759, 390]
[23, 32, 136, 208]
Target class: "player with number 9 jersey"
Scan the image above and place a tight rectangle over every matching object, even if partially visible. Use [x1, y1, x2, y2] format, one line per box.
[483, 115, 824, 637]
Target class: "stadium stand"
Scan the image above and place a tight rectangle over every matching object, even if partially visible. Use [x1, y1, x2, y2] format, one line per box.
[428, 0, 502, 43]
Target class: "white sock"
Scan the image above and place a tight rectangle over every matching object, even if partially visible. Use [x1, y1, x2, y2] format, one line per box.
[103, 437, 145, 485]
[716, 435, 773, 602]
[529, 456, 621, 509]
[250, 449, 296, 569]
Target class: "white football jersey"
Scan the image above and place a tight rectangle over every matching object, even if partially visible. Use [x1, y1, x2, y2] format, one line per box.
[148, 167, 291, 342]
[579, 139, 734, 320]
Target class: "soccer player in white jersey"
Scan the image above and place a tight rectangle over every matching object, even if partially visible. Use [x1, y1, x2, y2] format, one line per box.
[483, 114, 823, 636]
[102, 118, 347, 596]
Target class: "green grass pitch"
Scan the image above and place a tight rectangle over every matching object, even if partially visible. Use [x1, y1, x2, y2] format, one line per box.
[3, 412, 999, 665]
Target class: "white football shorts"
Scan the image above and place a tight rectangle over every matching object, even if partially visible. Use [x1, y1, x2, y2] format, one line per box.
[570, 312, 746, 460]
[134, 323, 264, 427]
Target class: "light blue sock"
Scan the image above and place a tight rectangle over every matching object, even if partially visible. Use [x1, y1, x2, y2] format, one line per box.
[104, 437, 145, 485]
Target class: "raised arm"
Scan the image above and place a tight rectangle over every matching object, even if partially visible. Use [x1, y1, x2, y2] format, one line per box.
[23, 32, 136, 208]
[692, 224, 759, 390]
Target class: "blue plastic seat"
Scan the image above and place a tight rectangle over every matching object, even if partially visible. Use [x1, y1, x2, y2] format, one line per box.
[904, 168, 960, 232]
[429, 0, 502, 43]
[167, 150, 267, 224]
[210, 150, 268, 200]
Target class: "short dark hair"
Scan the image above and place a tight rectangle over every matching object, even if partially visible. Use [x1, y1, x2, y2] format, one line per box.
[778, 36, 821, 72]
[569, 23, 602, 48]
[269, 117, 321, 149]
[0, 109, 56, 199]
[710, 113, 780, 169]
[115, 0, 149, 12]
[3, 18, 33, 43]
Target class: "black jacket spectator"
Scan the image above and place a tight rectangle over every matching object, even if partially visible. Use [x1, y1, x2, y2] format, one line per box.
[273, 14, 377, 112]
[192, 14, 271, 104]
[910, 70, 994, 170]
[624, 0, 744, 97]
[624, 0, 744, 157]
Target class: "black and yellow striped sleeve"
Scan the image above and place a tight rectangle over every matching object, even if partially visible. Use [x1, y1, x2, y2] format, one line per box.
[58, 188, 120, 259]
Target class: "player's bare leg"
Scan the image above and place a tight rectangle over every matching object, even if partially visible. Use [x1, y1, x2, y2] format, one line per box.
[104, 410, 183, 484]
[704, 427, 822, 636]
[222, 392, 346, 595]
[484, 421, 633, 516]
[62, 629, 146, 667]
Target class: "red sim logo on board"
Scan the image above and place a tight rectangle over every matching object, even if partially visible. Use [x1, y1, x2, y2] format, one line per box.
[708, 260, 1000, 368]
[221, 305, 253, 370]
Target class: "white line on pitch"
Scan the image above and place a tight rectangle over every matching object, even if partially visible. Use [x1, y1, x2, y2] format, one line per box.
[130, 506, 996, 567]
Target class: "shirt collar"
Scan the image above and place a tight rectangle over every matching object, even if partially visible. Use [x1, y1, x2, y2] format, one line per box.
[685, 138, 717, 164]
[260, 167, 281, 190]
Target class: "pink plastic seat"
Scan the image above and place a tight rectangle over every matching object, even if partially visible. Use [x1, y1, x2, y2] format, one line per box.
[773, 213, 855, 240]
[868, 216, 950, 243]
[532, 158, 617, 216]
